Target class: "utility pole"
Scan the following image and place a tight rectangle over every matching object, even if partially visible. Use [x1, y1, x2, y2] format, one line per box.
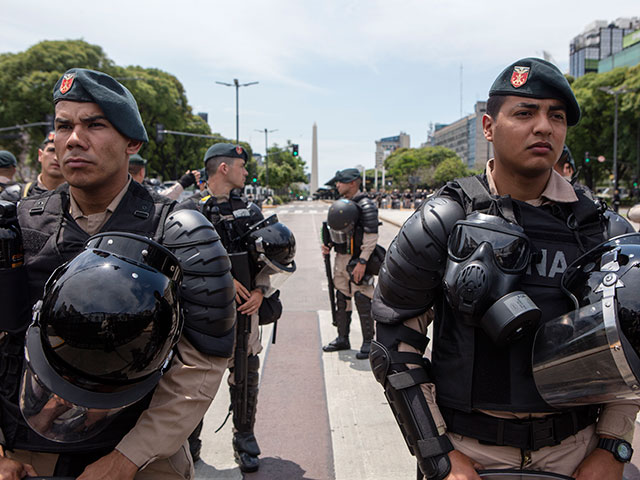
[255, 128, 277, 187]
[599, 85, 638, 191]
[216, 78, 258, 144]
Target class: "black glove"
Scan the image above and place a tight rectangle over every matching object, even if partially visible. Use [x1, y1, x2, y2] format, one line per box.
[178, 172, 196, 189]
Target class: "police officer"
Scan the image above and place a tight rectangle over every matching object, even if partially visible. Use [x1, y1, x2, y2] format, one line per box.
[129, 153, 199, 201]
[0, 68, 235, 479]
[1, 133, 66, 203]
[181, 143, 270, 472]
[371, 58, 638, 480]
[0, 151, 19, 201]
[322, 167, 379, 359]
[553, 145, 576, 181]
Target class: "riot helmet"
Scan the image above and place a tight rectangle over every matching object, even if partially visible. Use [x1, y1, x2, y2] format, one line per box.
[443, 212, 541, 346]
[20, 232, 183, 443]
[533, 232, 640, 407]
[327, 198, 359, 245]
[244, 214, 297, 291]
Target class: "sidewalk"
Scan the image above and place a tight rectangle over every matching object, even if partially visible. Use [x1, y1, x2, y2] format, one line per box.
[379, 205, 640, 231]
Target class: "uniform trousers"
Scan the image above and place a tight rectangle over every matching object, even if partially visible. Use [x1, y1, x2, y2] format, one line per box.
[333, 252, 374, 303]
[447, 424, 598, 476]
[6, 441, 194, 479]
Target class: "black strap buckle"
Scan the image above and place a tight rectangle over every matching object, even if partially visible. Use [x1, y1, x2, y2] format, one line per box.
[530, 417, 559, 450]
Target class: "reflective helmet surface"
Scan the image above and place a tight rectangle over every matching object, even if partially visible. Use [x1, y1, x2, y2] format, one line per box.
[245, 215, 296, 273]
[21, 232, 183, 443]
[562, 232, 640, 350]
[327, 199, 359, 232]
[38, 232, 183, 387]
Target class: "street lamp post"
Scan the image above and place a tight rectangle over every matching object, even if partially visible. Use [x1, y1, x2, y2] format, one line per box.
[255, 128, 277, 187]
[216, 78, 258, 144]
[599, 85, 638, 191]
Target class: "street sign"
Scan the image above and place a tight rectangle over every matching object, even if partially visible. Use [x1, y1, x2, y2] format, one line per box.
[598, 155, 606, 163]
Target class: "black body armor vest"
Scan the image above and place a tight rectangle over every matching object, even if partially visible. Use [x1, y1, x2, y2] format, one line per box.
[431, 177, 607, 413]
[0, 182, 173, 453]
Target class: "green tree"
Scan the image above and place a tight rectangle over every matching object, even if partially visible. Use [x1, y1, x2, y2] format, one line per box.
[567, 65, 640, 189]
[384, 146, 461, 189]
[433, 156, 469, 185]
[0, 40, 113, 171]
[258, 142, 307, 194]
[0, 40, 240, 182]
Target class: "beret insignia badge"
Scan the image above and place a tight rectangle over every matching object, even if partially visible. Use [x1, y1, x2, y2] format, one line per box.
[236, 146, 243, 155]
[510, 66, 530, 88]
[60, 73, 75, 94]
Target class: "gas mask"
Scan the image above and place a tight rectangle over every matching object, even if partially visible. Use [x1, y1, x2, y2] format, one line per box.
[443, 212, 541, 346]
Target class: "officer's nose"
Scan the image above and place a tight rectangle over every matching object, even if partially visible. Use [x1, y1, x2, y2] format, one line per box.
[66, 126, 88, 149]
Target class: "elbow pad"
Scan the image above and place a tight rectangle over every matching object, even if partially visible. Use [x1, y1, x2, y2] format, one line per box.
[374, 196, 465, 324]
[164, 209, 236, 357]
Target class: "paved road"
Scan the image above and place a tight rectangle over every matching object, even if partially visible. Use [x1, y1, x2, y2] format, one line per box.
[195, 200, 640, 479]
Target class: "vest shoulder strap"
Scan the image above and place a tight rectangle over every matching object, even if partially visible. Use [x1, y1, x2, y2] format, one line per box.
[453, 175, 517, 224]
[22, 182, 33, 198]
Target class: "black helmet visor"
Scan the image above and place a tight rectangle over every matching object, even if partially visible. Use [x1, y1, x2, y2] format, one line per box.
[20, 324, 164, 443]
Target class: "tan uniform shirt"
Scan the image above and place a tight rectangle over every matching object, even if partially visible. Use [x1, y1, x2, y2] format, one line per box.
[69, 179, 229, 467]
[400, 164, 639, 444]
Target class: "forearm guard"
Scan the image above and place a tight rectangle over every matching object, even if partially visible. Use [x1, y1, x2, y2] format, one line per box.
[370, 326, 452, 480]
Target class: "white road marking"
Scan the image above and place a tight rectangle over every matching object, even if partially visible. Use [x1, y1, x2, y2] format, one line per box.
[319, 310, 414, 479]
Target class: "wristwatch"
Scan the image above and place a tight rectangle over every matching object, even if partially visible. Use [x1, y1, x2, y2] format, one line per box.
[597, 437, 634, 463]
[357, 258, 367, 265]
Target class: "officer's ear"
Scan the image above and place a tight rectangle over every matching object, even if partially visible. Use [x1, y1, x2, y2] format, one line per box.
[482, 113, 495, 143]
[125, 139, 143, 156]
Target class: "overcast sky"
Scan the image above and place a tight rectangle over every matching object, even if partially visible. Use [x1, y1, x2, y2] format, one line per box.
[2, 1, 638, 184]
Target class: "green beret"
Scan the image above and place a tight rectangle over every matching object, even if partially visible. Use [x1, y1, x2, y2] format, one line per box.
[53, 68, 149, 142]
[489, 57, 580, 126]
[41, 131, 55, 147]
[0, 150, 17, 168]
[325, 168, 361, 186]
[129, 153, 147, 166]
[203, 143, 248, 166]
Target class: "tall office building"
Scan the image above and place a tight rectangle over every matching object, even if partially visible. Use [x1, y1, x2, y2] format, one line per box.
[375, 132, 410, 169]
[428, 101, 492, 170]
[570, 18, 640, 78]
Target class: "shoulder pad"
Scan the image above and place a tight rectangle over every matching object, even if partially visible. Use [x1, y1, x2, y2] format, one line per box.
[357, 196, 379, 233]
[0, 183, 22, 203]
[375, 196, 465, 323]
[163, 209, 219, 247]
[604, 209, 635, 239]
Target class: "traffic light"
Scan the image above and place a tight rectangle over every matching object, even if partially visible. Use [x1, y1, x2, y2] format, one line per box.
[634, 178, 639, 188]
[252, 177, 258, 183]
[156, 123, 165, 143]
[584, 151, 590, 164]
[292, 144, 299, 157]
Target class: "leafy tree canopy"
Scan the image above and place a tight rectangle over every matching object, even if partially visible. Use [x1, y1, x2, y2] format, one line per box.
[566, 65, 640, 188]
[0, 39, 250, 181]
[383, 146, 465, 189]
[258, 142, 307, 193]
